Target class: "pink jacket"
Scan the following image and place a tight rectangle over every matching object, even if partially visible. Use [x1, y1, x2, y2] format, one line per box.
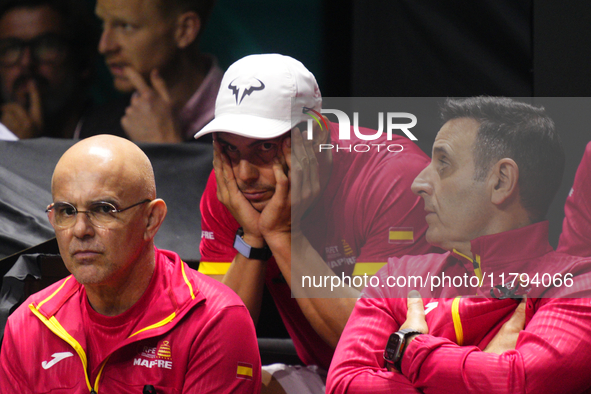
[0, 248, 261, 393]
[328, 222, 591, 393]
[558, 141, 591, 257]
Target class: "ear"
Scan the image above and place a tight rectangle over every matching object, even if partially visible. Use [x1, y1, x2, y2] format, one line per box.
[144, 199, 167, 241]
[489, 158, 519, 206]
[174, 11, 201, 49]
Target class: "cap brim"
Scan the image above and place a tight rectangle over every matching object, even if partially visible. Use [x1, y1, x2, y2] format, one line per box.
[194, 114, 298, 140]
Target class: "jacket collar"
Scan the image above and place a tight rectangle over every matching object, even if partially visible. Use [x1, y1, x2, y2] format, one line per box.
[31, 247, 204, 339]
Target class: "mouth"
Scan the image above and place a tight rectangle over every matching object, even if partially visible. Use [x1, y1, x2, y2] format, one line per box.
[72, 250, 101, 260]
[106, 62, 127, 77]
[241, 190, 272, 202]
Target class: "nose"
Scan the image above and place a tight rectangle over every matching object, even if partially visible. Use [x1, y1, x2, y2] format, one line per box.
[98, 26, 117, 54]
[71, 211, 95, 239]
[17, 46, 33, 68]
[235, 159, 259, 185]
[411, 163, 434, 197]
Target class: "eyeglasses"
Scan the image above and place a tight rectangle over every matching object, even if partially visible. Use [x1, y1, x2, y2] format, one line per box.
[46, 199, 151, 229]
[0, 34, 69, 67]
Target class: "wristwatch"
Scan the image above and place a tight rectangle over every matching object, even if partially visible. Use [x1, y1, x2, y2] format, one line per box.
[383, 329, 422, 371]
[233, 227, 273, 261]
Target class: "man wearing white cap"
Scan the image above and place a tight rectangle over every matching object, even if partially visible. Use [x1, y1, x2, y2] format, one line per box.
[195, 54, 436, 393]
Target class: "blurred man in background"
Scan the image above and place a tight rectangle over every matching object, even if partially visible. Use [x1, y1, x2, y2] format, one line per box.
[80, 0, 221, 143]
[0, 0, 98, 139]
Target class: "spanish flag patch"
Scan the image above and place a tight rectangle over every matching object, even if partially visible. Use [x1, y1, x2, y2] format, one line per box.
[236, 362, 253, 380]
[388, 227, 414, 244]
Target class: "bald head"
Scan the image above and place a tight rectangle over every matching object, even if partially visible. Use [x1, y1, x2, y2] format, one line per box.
[52, 135, 156, 200]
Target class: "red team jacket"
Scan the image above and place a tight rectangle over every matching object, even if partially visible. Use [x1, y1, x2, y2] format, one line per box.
[558, 141, 591, 257]
[327, 222, 591, 394]
[0, 248, 261, 393]
[199, 122, 437, 370]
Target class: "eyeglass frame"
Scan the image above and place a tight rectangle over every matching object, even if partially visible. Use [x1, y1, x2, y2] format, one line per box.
[45, 199, 152, 229]
[0, 33, 70, 67]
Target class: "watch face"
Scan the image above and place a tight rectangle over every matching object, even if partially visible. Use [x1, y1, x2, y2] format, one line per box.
[384, 332, 404, 363]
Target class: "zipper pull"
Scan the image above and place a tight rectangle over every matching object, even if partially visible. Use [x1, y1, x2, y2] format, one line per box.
[90, 390, 97, 394]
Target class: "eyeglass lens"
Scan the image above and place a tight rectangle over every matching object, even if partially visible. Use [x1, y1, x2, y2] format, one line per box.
[51, 202, 118, 228]
[0, 35, 68, 66]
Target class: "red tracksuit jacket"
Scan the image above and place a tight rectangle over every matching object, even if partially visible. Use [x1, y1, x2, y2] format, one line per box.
[328, 222, 591, 393]
[0, 248, 261, 393]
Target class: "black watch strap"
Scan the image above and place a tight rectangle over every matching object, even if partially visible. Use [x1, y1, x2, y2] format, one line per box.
[383, 328, 422, 371]
[233, 227, 273, 261]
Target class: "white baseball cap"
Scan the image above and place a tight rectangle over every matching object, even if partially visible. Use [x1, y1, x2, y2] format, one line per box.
[194, 54, 322, 140]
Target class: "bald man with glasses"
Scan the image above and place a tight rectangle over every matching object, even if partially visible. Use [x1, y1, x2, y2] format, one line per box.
[0, 135, 261, 393]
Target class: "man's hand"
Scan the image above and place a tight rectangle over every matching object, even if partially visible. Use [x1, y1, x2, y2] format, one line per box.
[121, 68, 182, 143]
[259, 126, 320, 238]
[1, 80, 43, 139]
[400, 291, 429, 334]
[386, 291, 429, 372]
[484, 298, 526, 354]
[213, 139, 265, 246]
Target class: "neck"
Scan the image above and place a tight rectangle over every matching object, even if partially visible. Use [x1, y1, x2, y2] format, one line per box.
[84, 246, 155, 316]
[446, 207, 533, 260]
[161, 52, 208, 113]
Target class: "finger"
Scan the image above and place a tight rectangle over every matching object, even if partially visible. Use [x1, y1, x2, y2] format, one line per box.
[272, 157, 290, 203]
[123, 67, 152, 96]
[302, 127, 320, 197]
[289, 128, 304, 203]
[406, 290, 425, 316]
[507, 297, 527, 331]
[400, 290, 428, 333]
[212, 141, 230, 201]
[27, 80, 43, 127]
[291, 126, 308, 163]
[150, 69, 171, 102]
[282, 135, 292, 174]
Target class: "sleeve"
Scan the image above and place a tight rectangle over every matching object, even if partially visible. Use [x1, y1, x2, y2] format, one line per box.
[182, 304, 261, 394]
[401, 298, 591, 393]
[326, 296, 421, 394]
[558, 142, 591, 257]
[198, 170, 241, 276]
[0, 318, 34, 393]
[352, 146, 435, 277]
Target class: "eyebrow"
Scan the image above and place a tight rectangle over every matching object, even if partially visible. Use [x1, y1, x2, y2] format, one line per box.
[432, 146, 450, 157]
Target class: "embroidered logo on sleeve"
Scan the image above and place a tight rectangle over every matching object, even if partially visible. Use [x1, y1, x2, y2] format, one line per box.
[388, 227, 414, 244]
[236, 362, 253, 380]
[42, 352, 74, 369]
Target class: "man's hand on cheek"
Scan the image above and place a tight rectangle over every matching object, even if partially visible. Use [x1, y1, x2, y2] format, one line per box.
[287, 127, 320, 225]
[258, 136, 292, 238]
[213, 140, 264, 244]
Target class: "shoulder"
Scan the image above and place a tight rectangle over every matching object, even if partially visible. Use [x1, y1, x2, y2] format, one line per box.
[156, 248, 245, 310]
[188, 268, 247, 310]
[6, 275, 79, 332]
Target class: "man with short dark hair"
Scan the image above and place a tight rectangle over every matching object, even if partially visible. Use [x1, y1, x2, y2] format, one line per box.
[0, 135, 261, 392]
[0, 0, 98, 139]
[327, 97, 591, 394]
[80, 0, 221, 143]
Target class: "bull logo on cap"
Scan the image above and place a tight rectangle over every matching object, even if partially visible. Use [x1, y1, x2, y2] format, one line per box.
[228, 77, 266, 105]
